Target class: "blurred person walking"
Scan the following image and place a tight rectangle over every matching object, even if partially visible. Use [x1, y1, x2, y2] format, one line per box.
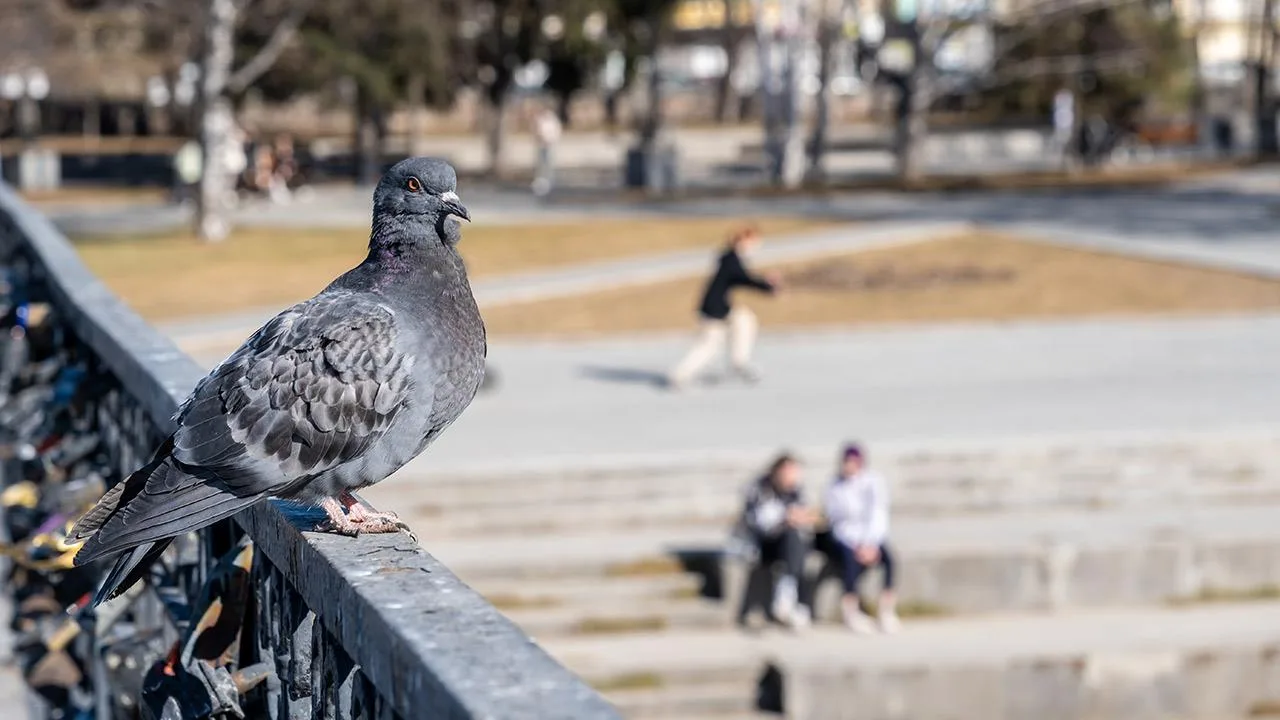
[736, 453, 819, 629]
[667, 226, 779, 389]
[268, 133, 297, 204]
[1053, 88, 1075, 168]
[172, 139, 203, 206]
[825, 443, 900, 634]
[532, 105, 562, 197]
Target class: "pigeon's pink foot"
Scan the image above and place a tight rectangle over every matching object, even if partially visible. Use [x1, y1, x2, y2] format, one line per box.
[324, 491, 417, 540]
[317, 496, 361, 537]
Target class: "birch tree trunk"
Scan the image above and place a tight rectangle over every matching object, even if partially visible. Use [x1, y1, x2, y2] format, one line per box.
[806, 0, 837, 182]
[714, 0, 739, 123]
[485, 93, 508, 177]
[754, 0, 783, 183]
[196, 0, 238, 242]
[778, 0, 807, 188]
[893, 36, 929, 184]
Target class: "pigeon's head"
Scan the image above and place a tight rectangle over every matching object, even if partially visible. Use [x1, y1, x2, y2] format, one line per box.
[373, 157, 470, 237]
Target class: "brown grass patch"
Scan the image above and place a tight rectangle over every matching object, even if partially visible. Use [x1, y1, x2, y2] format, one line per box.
[485, 593, 562, 611]
[21, 185, 168, 207]
[73, 217, 828, 321]
[571, 615, 669, 635]
[591, 672, 665, 692]
[483, 230, 1280, 337]
[604, 557, 684, 577]
[1166, 584, 1280, 607]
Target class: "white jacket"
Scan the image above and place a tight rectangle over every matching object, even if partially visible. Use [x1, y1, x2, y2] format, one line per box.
[824, 470, 889, 548]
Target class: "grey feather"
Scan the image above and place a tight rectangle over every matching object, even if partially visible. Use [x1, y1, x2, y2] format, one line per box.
[74, 157, 487, 603]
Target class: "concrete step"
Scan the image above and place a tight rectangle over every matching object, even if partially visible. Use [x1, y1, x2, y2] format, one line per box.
[545, 602, 1280, 720]
[392, 432, 1280, 500]
[475, 573, 703, 610]
[386, 467, 1280, 522]
[370, 435, 1280, 538]
[605, 681, 760, 719]
[403, 483, 1280, 539]
[434, 503, 1280, 615]
[506, 597, 727, 638]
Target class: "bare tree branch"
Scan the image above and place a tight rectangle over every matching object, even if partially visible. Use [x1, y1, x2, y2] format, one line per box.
[988, 49, 1144, 83]
[993, 0, 1149, 55]
[227, 0, 313, 93]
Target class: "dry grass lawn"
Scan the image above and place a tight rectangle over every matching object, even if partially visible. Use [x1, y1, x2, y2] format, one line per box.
[74, 216, 828, 320]
[482, 231, 1280, 337]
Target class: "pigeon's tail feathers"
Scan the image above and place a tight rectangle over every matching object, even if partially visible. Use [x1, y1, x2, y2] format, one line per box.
[70, 435, 176, 543]
[68, 479, 128, 542]
[73, 458, 261, 568]
[91, 540, 171, 606]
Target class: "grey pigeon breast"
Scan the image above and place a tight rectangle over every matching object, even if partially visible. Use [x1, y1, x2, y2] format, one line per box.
[390, 274, 487, 457]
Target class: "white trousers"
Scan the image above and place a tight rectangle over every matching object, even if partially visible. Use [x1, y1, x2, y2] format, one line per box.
[669, 307, 758, 383]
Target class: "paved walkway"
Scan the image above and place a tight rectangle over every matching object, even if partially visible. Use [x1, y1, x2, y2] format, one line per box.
[383, 313, 1280, 475]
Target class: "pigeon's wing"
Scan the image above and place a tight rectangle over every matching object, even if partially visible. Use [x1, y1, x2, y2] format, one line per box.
[172, 291, 414, 481]
[73, 293, 413, 565]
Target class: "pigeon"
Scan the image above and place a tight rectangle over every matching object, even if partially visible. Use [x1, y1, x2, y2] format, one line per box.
[70, 157, 486, 605]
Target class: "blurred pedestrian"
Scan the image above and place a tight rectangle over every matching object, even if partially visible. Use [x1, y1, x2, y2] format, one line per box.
[223, 124, 249, 203]
[532, 105, 561, 197]
[667, 226, 779, 389]
[171, 139, 202, 206]
[268, 133, 297, 204]
[825, 442, 900, 634]
[1053, 88, 1074, 167]
[736, 453, 819, 630]
[252, 142, 275, 197]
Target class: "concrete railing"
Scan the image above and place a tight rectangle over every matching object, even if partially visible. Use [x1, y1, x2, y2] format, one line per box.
[0, 182, 619, 719]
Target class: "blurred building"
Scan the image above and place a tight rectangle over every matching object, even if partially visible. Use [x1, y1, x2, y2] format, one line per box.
[0, 0, 190, 139]
[1175, 0, 1273, 85]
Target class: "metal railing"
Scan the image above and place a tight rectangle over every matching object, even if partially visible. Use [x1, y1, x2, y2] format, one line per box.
[0, 182, 618, 720]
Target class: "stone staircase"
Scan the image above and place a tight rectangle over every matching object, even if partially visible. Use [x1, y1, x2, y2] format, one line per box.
[362, 431, 1280, 720]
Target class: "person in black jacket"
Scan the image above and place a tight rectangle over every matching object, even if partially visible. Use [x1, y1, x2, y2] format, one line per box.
[667, 226, 779, 388]
[737, 453, 818, 629]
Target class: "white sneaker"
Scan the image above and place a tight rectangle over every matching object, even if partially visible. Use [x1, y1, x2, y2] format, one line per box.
[843, 607, 877, 635]
[788, 605, 811, 631]
[771, 576, 797, 623]
[733, 364, 762, 384]
[878, 608, 901, 634]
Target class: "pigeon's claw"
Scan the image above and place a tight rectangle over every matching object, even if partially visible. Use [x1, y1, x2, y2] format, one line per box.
[317, 496, 362, 537]
[352, 515, 416, 539]
[321, 495, 416, 541]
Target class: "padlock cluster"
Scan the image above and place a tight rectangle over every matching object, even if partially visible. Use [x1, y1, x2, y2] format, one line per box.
[0, 265, 275, 719]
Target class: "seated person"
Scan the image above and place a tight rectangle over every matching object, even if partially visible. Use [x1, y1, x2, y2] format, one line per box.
[825, 443, 900, 634]
[738, 453, 819, 629]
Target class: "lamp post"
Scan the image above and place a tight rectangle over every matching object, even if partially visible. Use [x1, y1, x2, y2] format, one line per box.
[0, 67, 50, 185]
[18, 68, 48, 145]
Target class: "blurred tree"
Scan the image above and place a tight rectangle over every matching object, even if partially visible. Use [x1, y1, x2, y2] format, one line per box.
[987, 0, 1193, 162]
[1250, 0, 1277, 155]
[806, 0, 840, 181]
[190, 0, 311, 241]
[861, 0, 1191, 181]
[295, 0, 460, 184]
[608, 0, 680, 155]
[465, 0, 541, 177]
[542, 0, 610, 126]
[713, 0, 751, 123]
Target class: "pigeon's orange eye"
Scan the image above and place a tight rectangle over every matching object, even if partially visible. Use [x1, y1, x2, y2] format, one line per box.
[406, 177, 423, 193]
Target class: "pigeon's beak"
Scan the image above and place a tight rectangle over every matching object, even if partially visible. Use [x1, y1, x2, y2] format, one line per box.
[440, 191, 470, 223]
